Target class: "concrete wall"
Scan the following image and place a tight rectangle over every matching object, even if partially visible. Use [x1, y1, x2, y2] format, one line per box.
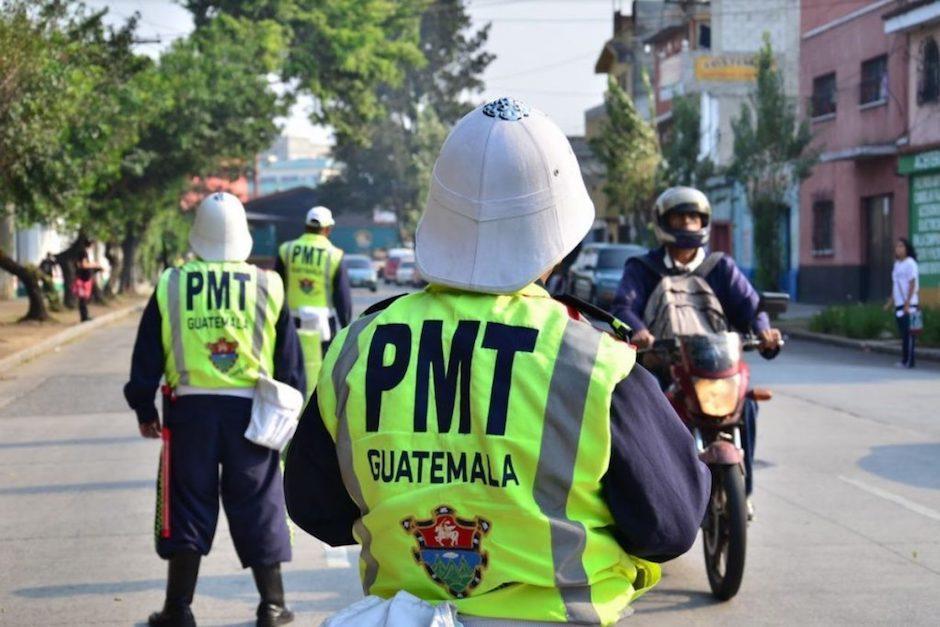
[798, 156, 908, 302]
[798, 0, 910, 303]
[800, 3, 908, 153]
[715, 0, 801, 96]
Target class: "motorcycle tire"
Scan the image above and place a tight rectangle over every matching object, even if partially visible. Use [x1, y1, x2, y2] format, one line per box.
[702, 465, 747, 600]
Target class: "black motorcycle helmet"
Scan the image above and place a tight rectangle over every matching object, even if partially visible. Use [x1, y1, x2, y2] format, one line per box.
[652, 186, 712, 249]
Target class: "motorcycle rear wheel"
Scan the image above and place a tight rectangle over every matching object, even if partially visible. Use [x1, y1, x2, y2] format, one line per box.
[702, 465, 747, 600]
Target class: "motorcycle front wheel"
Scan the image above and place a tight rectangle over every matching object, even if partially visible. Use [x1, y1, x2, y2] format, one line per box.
[702, 464, 747, 600]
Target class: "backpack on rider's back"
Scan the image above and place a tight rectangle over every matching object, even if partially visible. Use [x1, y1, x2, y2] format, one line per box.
[637, 252, 728, 339]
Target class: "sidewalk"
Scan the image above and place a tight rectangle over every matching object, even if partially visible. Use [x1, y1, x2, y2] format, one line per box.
[777, 302, 940, 364]
[0, 294, 147, 367]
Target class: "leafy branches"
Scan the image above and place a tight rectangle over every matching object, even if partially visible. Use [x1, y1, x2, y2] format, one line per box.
[183, 0, 429, 139]
[589, 76, 662, 237]
[318, 0, 493, 237]
[729, 34, 817, 289]
[661, 94, 714, 187]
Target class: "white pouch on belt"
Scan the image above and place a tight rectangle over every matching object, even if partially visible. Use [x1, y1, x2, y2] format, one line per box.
[245, 375, 304, 451]
[297, 306, 332, 342]
[324, 591, 460, 627]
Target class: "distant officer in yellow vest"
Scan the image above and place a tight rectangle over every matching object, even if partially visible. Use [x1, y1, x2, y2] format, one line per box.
[124, 192, 305, 627]
[284, 98, 709, 625]
[275, 206, 352, 395]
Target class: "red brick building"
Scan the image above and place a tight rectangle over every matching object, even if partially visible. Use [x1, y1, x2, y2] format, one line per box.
[799, 0, 910, 303]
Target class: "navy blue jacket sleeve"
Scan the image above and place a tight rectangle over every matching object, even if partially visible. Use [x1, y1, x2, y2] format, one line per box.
[602, 365, 710, 562]
[123, 294, 163, 425]
[274, 253, 287, 284]
[610, 257, 657, 331]
[333, 260, 353, 328]
[273, 304, 306, 397]
[284, 391, 359, 546]
[707, 256, 770, 335]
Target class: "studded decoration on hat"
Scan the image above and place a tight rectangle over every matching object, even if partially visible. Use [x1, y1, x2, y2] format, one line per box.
[481, 97, 530, 121]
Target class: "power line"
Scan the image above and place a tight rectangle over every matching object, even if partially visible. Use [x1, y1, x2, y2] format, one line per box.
[486, 51, 599, 81]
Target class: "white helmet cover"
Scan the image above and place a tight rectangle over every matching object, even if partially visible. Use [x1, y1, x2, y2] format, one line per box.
[306, 205, 335, 227]
[189, 192, 253, 262]
[415, 97, 595, 294]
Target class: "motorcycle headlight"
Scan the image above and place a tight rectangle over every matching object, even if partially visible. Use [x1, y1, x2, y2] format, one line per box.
[693, 375, 741, 417]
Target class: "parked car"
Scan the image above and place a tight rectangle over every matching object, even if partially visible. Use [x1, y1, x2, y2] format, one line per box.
[396, 260, 417, 286]
[568, 243, 647, 310]
[382, 248, 414, 284]
[345, 254, 377, 292]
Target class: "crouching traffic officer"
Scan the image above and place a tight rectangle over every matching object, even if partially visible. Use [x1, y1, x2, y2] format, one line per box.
[284, 98, 709, 625]
[124, 192, 305, 627]
[275, 205, 352, 397]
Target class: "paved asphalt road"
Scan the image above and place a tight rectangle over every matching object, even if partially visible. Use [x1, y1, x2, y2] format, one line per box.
[1, 284, 939, 625]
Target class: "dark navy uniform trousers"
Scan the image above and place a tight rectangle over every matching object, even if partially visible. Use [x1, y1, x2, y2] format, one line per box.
[157, 394, 292, 568]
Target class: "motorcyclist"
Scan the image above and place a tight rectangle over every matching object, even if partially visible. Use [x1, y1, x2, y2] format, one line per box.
[610, 186, 782, 513]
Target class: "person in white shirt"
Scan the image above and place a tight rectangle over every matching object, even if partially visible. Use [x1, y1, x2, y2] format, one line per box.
[887, 237, 920, 368]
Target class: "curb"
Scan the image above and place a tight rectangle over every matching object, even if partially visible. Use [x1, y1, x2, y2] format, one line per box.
[0, 301, 144, 373]
[781, 326, 940, 363]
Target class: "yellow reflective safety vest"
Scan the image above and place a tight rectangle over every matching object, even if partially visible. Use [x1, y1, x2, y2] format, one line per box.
[278, 233, 344, 312]
[316, 284, 660, 625]
[155, 261, 284, 389]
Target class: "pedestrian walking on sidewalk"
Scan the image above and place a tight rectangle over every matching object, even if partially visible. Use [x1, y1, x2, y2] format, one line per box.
[73, 248, 101, 322]
[123, 192, 305, 627]
[888, 237, 920, 368]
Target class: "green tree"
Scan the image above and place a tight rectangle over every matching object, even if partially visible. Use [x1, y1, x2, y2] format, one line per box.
[729, 35, 816, 290]
[94, 14, 289, 293]
[589, 76, 662, 241]
[183, 0, 428, 139]
[0, 1, 147, 320]
[661, 94, 715, 187]
[318, 0, 493, 238]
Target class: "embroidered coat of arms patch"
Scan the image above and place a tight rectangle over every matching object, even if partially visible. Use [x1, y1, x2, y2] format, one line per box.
[401, 505, 491, 598]
[206, 337, 239, 373]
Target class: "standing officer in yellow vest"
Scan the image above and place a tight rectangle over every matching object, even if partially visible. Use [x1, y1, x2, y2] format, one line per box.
[275, 205, 352, 395]
[124, 192, 305, 627]
[284, 98, 709, 625]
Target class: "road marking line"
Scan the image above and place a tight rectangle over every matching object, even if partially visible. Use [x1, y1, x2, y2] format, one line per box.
[838, 475, 940, 523]
[323, 545, 353, 568]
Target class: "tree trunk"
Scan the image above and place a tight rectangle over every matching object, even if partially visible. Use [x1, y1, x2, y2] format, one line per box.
[55, 233, 90, 309]
[103, 240, 123, 297]
[0, 247, 50, 321]
[120, 230, 139, 295]
[0, 206, 15, 300]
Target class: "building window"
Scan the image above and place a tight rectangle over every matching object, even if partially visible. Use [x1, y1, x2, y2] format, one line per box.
[918, 37, 940, 105]
[859, 54, 888, 105]
[698, 23, 711, 50]
[812, 73, 837, 117]
[812, 200, 834, 256]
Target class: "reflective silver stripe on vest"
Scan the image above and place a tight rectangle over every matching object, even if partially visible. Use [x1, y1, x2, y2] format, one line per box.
[331, 312, 381, 593]
[534, 319, 603, 624]
[324, 248, 333, 308]
[252, 269, 270, 376]
[166, 269, 189, 386]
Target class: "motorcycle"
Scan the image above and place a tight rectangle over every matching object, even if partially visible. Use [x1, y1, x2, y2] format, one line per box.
[643, 293, 788, 600]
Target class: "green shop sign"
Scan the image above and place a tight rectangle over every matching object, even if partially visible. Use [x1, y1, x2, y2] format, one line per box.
[901, 149, 940, 288]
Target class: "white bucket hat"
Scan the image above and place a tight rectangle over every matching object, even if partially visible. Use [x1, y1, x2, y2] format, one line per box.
[189, 192, 253, 262]
[306, 205, 335, 227]
[415, 97, 594, 294]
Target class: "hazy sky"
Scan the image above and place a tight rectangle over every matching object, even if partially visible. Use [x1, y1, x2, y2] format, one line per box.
[90, 0, 620, 141]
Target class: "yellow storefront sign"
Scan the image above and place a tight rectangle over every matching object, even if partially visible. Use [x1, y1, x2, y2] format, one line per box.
[694, 55, 758, 82]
